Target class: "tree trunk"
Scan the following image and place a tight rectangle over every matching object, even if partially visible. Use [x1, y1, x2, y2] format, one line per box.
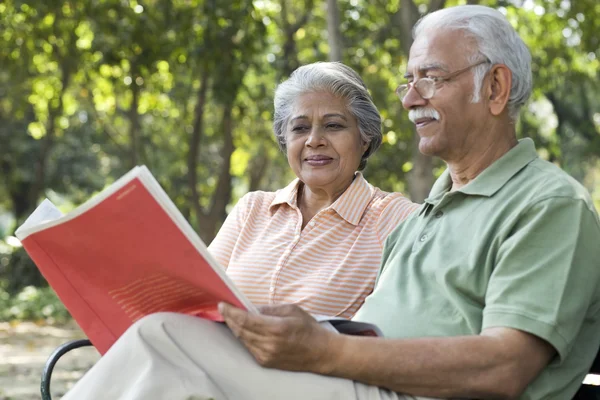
[129, 65, 141, 168]
[399, 0, 447, 202]
[248, 149, 269, 191]
[11, 182, 32, 227]
[327, 0, 343, 62]
[407, 140, 434, 202]
[28, 60, 72, 214]
[198, 102, 235, 244]
[187, 69, 210, 223]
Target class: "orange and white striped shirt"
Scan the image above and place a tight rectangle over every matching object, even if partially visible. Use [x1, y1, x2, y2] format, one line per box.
[208, 172, 418, 318]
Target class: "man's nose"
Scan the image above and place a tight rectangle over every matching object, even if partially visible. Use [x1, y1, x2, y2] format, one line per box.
[401, 86, 428, 110]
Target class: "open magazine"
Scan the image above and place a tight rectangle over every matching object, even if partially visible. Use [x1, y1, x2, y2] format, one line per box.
[15, 166, 381, 354]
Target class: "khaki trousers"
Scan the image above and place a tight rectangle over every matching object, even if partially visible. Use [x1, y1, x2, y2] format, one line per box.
[61, 313, 443, 400]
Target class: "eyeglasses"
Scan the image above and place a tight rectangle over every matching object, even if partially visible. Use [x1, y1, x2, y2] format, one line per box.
[395, 60, 489, 101]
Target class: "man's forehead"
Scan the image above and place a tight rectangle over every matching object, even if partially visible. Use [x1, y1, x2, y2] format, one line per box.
[404, 61, 450, 75]
[406, 29, 469, 72]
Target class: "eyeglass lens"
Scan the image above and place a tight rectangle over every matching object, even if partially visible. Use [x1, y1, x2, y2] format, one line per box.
[415, 80, 435, 99]
[398, 79, 435, 100]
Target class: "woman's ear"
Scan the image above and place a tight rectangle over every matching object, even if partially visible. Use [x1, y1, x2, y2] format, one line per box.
[362, 140, 370, 154]
[487, 64, 512, 116]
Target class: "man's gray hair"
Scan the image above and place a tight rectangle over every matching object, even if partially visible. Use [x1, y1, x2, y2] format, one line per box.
[413, 5, 532, 121]
[273, 62, 382, 170]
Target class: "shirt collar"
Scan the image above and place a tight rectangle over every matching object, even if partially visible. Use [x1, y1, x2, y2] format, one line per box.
[427, 138, 539, 201]
[269, 172, 375, 226]
[271, 178, 301, 208]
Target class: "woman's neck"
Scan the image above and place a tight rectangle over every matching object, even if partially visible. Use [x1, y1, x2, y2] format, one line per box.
[297, 178, 353, 228]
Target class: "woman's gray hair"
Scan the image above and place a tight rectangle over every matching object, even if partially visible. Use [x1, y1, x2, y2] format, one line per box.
[413, 5, 532, 121]
[273, 62, 382, 171]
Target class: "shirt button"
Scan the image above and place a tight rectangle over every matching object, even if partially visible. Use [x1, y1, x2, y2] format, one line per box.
[269, 286, 275, 293]
[275, 265, 281, 271]
[420, 235, 427, 242]
[294, 234, 300, 241]
[309, 221, 316, 227]
[434, 211, 444, 218]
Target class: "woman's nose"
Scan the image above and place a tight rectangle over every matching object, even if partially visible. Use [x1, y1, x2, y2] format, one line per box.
[305, 127, 326, 147]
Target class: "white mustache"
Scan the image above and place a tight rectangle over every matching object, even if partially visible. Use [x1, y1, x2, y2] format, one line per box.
[408, 108, 440, 123]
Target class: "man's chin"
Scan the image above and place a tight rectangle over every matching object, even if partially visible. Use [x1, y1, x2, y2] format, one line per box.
[417, 138, 440, 157]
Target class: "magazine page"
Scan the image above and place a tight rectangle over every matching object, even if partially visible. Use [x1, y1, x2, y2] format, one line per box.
[15, 199, 63, 239]
[15, 166, 144, 240]
[16, 166, 256, 354]
[138, 167, 255, 312]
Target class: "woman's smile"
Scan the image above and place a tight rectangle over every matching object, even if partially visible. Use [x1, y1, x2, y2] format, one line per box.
[304, 154, 334, 166]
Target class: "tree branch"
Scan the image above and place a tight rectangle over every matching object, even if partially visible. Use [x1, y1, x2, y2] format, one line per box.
[277, 0, 315, 79]
[290, 0, 314, 32]
[429, 0, 446, 12]
[85, 82, 129, 153]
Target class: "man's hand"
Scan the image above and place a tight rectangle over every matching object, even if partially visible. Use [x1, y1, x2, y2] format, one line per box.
[218, 302, 340, 373]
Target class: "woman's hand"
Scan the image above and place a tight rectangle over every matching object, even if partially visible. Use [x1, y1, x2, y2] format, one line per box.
[218, 302, 340, 374]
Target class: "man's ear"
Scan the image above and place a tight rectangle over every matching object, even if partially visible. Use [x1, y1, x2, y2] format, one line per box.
[487, 64, 512, 116]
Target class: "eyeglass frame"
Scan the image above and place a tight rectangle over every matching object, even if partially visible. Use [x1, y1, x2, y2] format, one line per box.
[395, 60, 490, 101]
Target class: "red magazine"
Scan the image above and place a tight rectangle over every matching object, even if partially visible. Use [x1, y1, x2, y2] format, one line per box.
[15, 166, 257, 354]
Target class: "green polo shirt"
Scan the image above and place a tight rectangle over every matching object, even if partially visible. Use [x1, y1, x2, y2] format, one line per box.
[354, 138, 600, 399]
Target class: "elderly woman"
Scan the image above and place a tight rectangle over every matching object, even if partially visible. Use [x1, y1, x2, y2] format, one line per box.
[59, 62, 417, 400]
[209, 61, 417, 318]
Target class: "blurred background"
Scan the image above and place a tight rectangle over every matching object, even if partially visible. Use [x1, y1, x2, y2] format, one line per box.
[0, 0, 599, 387]
[0, 0, 599, 397]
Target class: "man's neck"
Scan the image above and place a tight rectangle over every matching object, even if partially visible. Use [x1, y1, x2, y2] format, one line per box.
[448, 135, 518, 192]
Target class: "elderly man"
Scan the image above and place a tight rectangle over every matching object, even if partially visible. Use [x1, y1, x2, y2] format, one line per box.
[62, 5, 600, 400]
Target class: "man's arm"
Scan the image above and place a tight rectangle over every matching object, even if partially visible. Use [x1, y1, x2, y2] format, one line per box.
[219, 303, 555, 399]
[220, 196, 599, 398]
[325, 326, 554, 399]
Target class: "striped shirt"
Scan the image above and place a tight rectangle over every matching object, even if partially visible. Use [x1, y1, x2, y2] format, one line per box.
[208, 172, 418, 318]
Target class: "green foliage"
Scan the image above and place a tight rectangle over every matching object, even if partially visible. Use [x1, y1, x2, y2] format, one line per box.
[0, 0, 598, 286]
[0, 285, 70, 323]
[0, 238, 67, 323]
[0, 239, 45, 294]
